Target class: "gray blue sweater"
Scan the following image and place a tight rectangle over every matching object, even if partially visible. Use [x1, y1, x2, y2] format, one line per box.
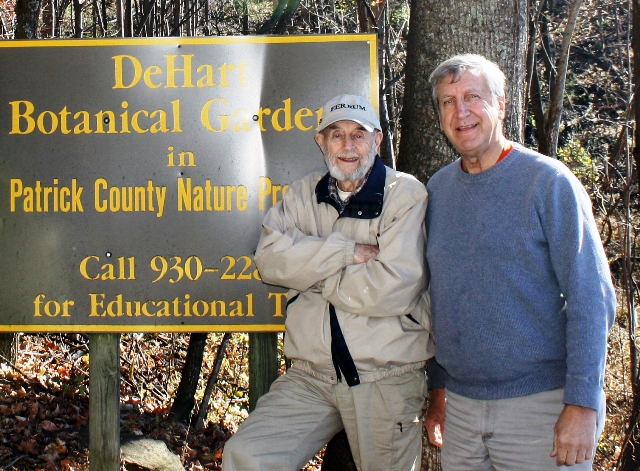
[426, 144, 615, 410]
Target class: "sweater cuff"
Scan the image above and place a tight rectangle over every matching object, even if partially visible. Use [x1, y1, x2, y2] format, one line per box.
[344, 239, 356, 266]
[563, 375, 603, 411]
[427, 357, 446, 389]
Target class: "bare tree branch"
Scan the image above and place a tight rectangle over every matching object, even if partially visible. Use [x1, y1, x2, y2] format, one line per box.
[543, 0, 584, 157]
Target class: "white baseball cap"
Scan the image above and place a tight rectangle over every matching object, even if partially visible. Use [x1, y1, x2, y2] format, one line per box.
[317, 94, 381, 132]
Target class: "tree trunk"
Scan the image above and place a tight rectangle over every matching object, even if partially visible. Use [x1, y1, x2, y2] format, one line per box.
[321, 429, 357, 471]
[101, 0, 108, 33]
[0, 333, 17, 364]
[634, 0, 640, 225]
[355, 0, 395, 168]
[195, 333, 232, 430]
[616, 0, 640, 468]
[169, 333, 207, 424]
[539, 0, 584, 158]
[171, 0, 180, 36]
[41, 0, 53, 37]
[73, 0, 82, 37]
[124, 0, 133, 36]
[397, 0, 528, 184]
[116, 0, 123, 36]
[14, 0, 42, 38]
[398, 2, 527, 469]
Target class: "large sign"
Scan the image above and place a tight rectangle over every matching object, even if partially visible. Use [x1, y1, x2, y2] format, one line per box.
[0, 35, 377, 332]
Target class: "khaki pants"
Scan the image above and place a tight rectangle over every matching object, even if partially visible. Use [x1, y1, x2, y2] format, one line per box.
[222, 367, 427, 471]
[441, 388, 606, 471]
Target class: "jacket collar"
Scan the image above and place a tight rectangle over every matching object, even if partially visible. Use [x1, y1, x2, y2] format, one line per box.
[315, 156, 385, 219]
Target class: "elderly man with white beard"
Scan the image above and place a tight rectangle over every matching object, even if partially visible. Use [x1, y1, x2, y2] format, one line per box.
[222, 94, 433, 471]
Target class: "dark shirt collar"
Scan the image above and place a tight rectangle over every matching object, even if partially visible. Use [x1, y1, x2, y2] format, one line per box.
[315, 156, 385, 219]
[325, 160, 374, 213]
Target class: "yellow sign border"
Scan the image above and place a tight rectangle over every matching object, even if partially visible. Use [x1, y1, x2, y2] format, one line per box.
[8, 324, 286, 333]
[0, 33, 378, 333]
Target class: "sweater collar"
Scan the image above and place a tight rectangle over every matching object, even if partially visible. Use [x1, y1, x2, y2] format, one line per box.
[454, 144, 522, 182]
[316, 155, 385, 219]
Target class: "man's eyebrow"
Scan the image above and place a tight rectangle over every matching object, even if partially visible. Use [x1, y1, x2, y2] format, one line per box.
[440, 88, 484, 100]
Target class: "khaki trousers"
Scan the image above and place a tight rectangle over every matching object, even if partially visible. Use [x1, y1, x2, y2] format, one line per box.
[441, 388, 607, 471]
[222, 367, 427, 471]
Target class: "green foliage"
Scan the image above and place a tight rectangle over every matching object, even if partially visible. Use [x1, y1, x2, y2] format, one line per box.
[388, 1, 409, 37]
[557, 140, 599, 186]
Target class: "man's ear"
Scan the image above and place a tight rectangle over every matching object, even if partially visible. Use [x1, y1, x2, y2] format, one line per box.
[314, 132, 325, 150]
[374, 130, 383, 149]
[498, 95, 506, 121]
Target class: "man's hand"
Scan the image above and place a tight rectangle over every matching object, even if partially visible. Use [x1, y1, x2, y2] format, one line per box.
[424, 388, 446, 448]
[354, 243, 380, 264]
[551, 404, 597, 466]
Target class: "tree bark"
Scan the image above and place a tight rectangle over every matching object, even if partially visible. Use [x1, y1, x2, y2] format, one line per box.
[527, 3, 549, 154]
[171, 0, 180, 36]
[321, 429, 357, 471]
[616, 0, 640, 467]
[398, 2, 527, 469]
[0, 333, 17, 364]
[41, 0, 53, 37]
[116, 0, 123, 36]
[124, 0, 132, 36]
[169, 333, 207, 424]
[540, 0, 584, 158]
[397, 0, 528, 183]
[73, 0, 82, 37]
[101, 0, 108, 33]
[15, 0, 42, 39]
[195, 333, 231, 430]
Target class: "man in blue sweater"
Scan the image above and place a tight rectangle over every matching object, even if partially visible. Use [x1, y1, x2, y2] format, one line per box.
[424, 54, 616, 470]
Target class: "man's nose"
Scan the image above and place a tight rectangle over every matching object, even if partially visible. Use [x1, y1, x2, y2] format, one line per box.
[343, 136, 356, 149]
[455, 101, 469, 118]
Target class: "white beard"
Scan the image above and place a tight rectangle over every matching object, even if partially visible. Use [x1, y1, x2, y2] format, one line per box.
[323, 149, 375, 183]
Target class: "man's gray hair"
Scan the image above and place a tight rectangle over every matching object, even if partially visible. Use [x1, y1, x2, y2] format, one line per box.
[429, 54, 506, 110]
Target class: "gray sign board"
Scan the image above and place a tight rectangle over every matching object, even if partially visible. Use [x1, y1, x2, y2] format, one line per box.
[0, 35, 378, 332]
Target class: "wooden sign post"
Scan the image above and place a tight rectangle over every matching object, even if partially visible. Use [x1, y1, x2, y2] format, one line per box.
[89, 334, 121, 471]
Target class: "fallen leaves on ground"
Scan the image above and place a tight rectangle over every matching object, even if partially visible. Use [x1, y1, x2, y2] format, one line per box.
[0, 333, 255, 471]
[0, 326, 631, 471]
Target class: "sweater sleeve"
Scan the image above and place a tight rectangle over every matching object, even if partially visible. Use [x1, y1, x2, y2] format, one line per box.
[320, 180, 428, 317]
[427, 357, 446, 389]
[539, 167, 616, 410]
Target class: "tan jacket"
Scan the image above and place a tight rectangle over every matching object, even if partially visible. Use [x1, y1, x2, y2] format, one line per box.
[255, 157, 434, 384]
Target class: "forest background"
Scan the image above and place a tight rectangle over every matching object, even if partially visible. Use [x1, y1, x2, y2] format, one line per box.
[0, 0, 638, 470]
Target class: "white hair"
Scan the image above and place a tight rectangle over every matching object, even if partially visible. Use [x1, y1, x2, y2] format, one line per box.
[429, 54, 506, 111]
